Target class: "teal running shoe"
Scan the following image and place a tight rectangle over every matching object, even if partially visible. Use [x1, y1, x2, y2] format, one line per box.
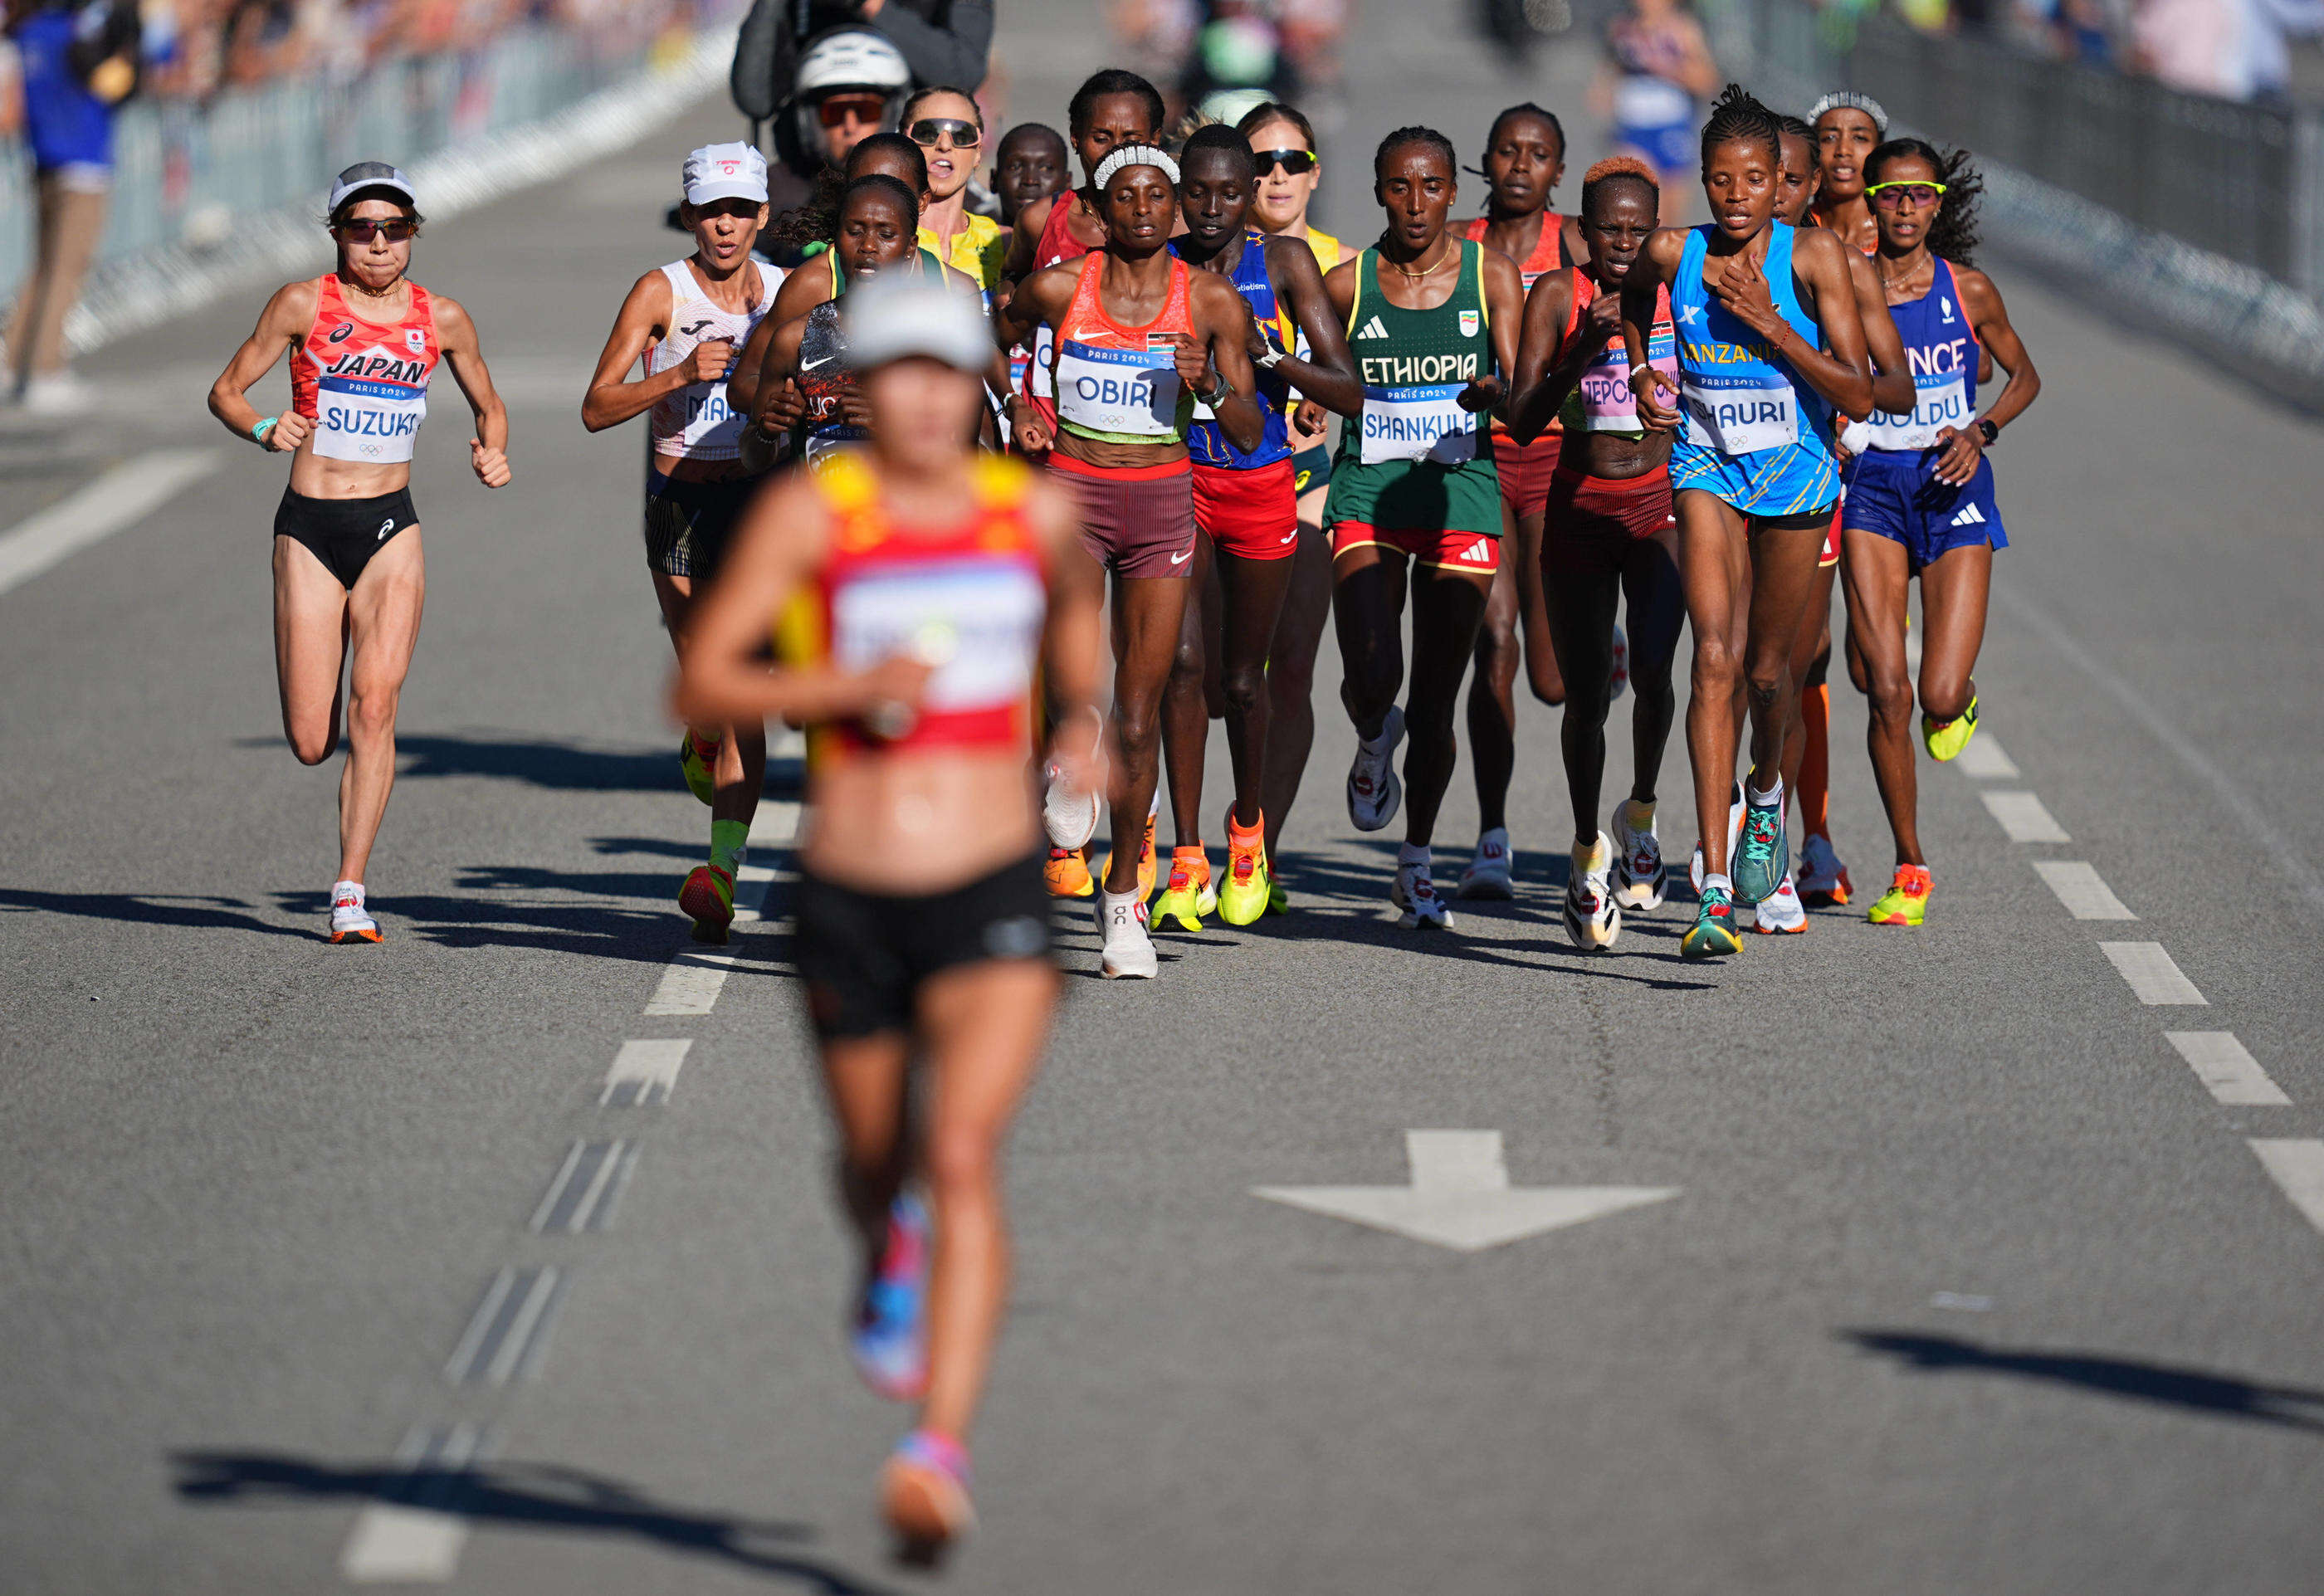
[1732, 798, 1787, 906]
[1681, 884, 1744, 959]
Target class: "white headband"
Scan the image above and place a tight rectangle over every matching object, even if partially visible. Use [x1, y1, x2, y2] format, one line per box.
[1093, 145, 1179, 191]
[1809, 91, 1890, 135]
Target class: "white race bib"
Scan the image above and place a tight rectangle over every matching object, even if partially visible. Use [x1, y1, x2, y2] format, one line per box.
[315, 369, 428, 463]
[1681, 373, 1799, 455]
[831, 562, 1046, 712]
[1863, 373, 1970, 452]
[1055, 339, 1182, 437]
[1029, 325, 1055, 398]
[1358, 383, 1478, 466]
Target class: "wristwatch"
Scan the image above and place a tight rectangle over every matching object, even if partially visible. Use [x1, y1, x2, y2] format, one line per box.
[1255, 342, 1285, 371]
[1200, 373, 1233, 408]
[1976, 418, 1999, 447]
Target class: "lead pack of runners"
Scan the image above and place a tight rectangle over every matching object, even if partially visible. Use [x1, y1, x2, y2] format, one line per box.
[212, 66, 2040, 1559]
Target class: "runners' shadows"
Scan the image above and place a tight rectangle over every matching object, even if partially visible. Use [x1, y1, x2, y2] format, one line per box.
[170, 1449, 897, 1591]
[230, 731, 806, 798]
[0, 889, 309, 939]
[1843, 1330, 2324, 1434]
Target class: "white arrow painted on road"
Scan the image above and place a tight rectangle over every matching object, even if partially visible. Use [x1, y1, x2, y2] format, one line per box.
[1253, 1130, 1680, 1253]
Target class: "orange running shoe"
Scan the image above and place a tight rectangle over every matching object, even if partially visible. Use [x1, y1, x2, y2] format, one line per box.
[1867, 863, 1932, 926]
[679, 863, 735, 944]
[1044, 844, 1094, 899]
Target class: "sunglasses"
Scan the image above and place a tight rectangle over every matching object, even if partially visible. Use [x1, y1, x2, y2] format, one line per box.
[907, 117, 981, 149]
[335, 217, 415, 242]
[818, 93, 887, 129]
[1867, 180, 1946, 208]
[1253, 148, 1317, 178]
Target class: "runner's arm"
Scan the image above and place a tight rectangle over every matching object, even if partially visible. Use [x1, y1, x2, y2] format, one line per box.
[1506, 267, 1590, 445]
[433, 295, 512, 488]
[1001, 194, 1058, 286]
[1186, 274, 1266, 453]
[207, 280, 317, 451]
[582, 270, 696, 432]
[1923, 266, 2040, 486]
[1264, 238, 1362, 418]
[1621, 230, 1685, 430]
[1464, 247, 1526, 414]
[746, 316, 810, 437]
[1707, 227, 1873, 421]
[1846, 251, 1915, 417]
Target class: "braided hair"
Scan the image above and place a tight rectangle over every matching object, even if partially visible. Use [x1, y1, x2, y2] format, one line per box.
[767, 134, 928, 252]
[1374, 124, 1458, 183]
[1580, 154, 1658, 218]
[1698, 83, 1781, 169]
[1868, 138, 1983, 266]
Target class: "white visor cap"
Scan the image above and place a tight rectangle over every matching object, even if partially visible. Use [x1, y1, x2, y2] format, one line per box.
[845, 276, 993, 374]
[684, 142, 770, 207]
[328, 162, 416, 212]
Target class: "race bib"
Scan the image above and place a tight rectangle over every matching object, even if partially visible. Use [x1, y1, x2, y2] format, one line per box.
[831, 560, 1046, 713]
[1029, 325, 1055, 398]
[653, 378, 744, 455]
[1359, 383, 1478, 466]
[1055, 339, 1182, 437]
[1681, 372, 1799, 456]
[1579, 328, 1678, 432]
[1863, 373, 1970, 453]
[315, 371, 428, 463]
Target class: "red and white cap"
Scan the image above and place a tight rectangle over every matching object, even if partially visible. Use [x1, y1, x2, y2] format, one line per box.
[682, 142, 769, 207]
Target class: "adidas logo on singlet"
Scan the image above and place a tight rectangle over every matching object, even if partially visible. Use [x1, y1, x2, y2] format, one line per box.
[1949, 502, 1987, 528]
[1355, 315, 1390, 340]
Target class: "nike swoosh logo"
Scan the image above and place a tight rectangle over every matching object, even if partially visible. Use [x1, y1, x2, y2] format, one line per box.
[1169, 549, 1194, 565]
[802, 356, 837, 371]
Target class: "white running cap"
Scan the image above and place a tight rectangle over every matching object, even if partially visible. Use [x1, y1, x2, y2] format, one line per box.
[1809, 91, 1890, 134]
[1094, 144, 1179, 191]
[683, 141, 769, 206]
[845, 276, 993, 373]
[328, 162, 416, 211]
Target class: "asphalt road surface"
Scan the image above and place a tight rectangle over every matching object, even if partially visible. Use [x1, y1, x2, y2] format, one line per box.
[6, 5, 2324, 1593]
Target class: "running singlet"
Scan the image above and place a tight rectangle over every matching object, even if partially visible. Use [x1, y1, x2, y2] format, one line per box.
[290, 274, 438, 464]
[647, 257, 780, 462]
[1608, 17, 1697, 173]
[777, 451, 1048, 762]
[1341, 239, 1495, 467]
[920, 213, 1008, 300]
[1669, 222, 1838, 515]
[1461, 215, 1563, 287]
[795, 300, 860, 472]
[1182, 231, 1291, 469]
[1860, 257, 1977, 453]
[1052, 253, 1194, 446]
[1560, 272, 1678, 437]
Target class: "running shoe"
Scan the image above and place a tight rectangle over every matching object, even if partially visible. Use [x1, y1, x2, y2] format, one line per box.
[1612, 798, 1666, 912]
[1390, 857, 1454, 930]
[1609, 622, 1629, 704]
[1044, 844, 1095, 899]
[1218, 809, 1271, 926]
[1732, 794, 1788, 907]
[1042, 759, 1101, 851]
[1750, 871, 1808, 934]
[1457, 827, 1516, 899]
[1097, 889, 1158, 978]
[679, 863, 735, 944]
[849, 1193, 930, 1402]
[1345, 705, 1405, 832]
[327, 881, 381, 944]
[1921, 693, 1980, 762]
[1265, 877, 1291, 916]
[680, 730, 720, 805]
[1681, 883, 1743, 959]
[1563, 832, 1622, 951]
[1688, 785, 1745, 895]
[1098, 797, 1160, 902]
[882, 1428, 974, 1565]
[1153, 847, 1218, 933]
[1798, 832, 1853, 906]
[1868, 863, 1932, 926]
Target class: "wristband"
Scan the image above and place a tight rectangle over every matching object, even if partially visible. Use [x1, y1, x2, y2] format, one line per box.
[250, 417, 277, 445]
[1199, 374, 1233, 408]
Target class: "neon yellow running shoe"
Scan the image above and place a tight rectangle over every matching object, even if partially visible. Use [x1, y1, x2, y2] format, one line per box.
[1868, 863, 1932, 925]
[1921, 693, 1978, 762]
[1265, 878, 1290, 915]
[1218, 810, 1272, 925]
[1153, 847, 1217, 932]
[680, 731, 719, 804]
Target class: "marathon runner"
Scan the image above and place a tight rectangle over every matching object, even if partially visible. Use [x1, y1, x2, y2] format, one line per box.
[1807, 92, 1886, 256]
[1619, 86, 1873, 958]
[906, 86, 1008, 296]
[1152, 124, 1360, 930]
[1321, 125, 1524, 930]
[674, 277, 1101, 1562]
[1506, 155, 1684, 950]
[1843, 139, 2039, 926]
[993, 123, 1070, 232]
[994, 144, 1266, 976]
[1596, 0, 1721, 219]
[1457, 102, 1591, 900]
[205, 162, 510, 944]
[581, 143, 780, 944]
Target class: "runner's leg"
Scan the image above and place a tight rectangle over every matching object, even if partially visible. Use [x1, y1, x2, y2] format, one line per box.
[1160, 531, 1216, 850]
[1216, 544, 1296, 829]
[1676, 491, 1749, 877]
[1914, 539, 1990, 734]
[335, 528, 427, 885]
[1465, 515, 1521, 834]
[273, 534, 350, 769]
[1514, 506, 1567, 705]
[1739, 525, 1825, 798]
[1104, 573, 1189, 895]
[1403, 564, 1493, 847]
[1621, 525, 1686, 807]
[1543, 555, 1623, 843]
[1260, 515, 1334, 861]
[1841, 527, 1921, 866]
[1331, 543, 1409, 738]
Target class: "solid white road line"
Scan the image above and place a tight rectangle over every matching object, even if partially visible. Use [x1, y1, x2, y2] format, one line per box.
[1980, 790, 2071, 843]
[601, 1038, 691, 1107]
[338, 1423, 487, 1583]
[2248, 1140, 2324, 1235]
[2033, 861, 2136, 920]
[643, 947, 745, 1016]
[1951, 734, 2021, 779]
[2100, 941, 2208, 1005]
[2167, 1032, 2291, 1106]
[747, 797, 802, 851]
[0, 449, 218, 598]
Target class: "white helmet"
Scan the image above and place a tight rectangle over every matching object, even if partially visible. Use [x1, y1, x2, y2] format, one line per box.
[794, 28, 911, 99]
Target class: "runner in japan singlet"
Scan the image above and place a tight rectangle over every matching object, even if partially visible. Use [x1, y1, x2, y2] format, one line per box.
[289, 273, 439, 463]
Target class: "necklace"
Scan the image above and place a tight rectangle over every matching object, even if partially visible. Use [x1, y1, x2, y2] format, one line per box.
[1384, 240, 1453, 281]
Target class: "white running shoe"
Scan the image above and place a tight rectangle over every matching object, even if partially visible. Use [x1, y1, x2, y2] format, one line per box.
[1750, 871, 1809, 934]
[328, 880, 381, 944]
[17, 370, 100, 417]
[1042, 760, 1101, 851]
[1608, 623, 1629, 704]
[1390, 857, 1454, 930]
[1688, 786, 1745, 895]
[1345, 705, 1404, 832]
[1096, 889, 1157, 979]
[1564, 832, 1623, 950]
[1611, 798, 1666, 911]
[1457, 827, 1515, 899]
[1797, 832, 1853, 907]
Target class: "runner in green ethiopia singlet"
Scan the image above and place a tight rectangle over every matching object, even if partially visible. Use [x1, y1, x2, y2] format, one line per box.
[1325, 237, 1503, 536]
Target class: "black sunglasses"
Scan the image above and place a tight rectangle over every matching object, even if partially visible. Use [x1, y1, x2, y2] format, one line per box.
[336, 218, 415, 243]
[1253, 148, 1317, 177]
[907, 117, 982, 149]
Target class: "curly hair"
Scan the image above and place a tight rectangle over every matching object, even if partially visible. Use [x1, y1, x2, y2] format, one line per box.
[1374, 124, 1458, 183]
[1868, 137, 1982, 266]
[766, 134, 928, 253]
[1699, 83, 1781, 170]
[1580, 154, 1658, 217]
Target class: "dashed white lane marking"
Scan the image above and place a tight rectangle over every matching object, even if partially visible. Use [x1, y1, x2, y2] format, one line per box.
[0, 448, 218, 598]
[643, 948, 744, 1016]
[443, 1267, 569, 1386]
[2168, 1032, 2292, 1106]
[601, 1039, 690, 1106]
[1951, 733, 2020, 779]
[530, 1140, 637, 1233]
[2100, 941, 2208, 1005]
[747, 796, 803, 850]
[2033, 861, 2136, 920]
[1980, 790, 2070, 843]
[338, 1423, 487, 1582]
[2248, 1140, 2324, 1236]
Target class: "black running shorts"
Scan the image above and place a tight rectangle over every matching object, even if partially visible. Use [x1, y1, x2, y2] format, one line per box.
[643, 472, 759, 581]
[793, 851, 1052, 1040]
[274, 486, 419, 590]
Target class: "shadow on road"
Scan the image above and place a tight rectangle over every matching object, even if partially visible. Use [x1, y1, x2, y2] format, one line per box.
[169, 1449, 899, 1593]
[0, 889, 310, 939]
[228, 731, 804, 798]
[1843, 1330, 2324, 1434]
